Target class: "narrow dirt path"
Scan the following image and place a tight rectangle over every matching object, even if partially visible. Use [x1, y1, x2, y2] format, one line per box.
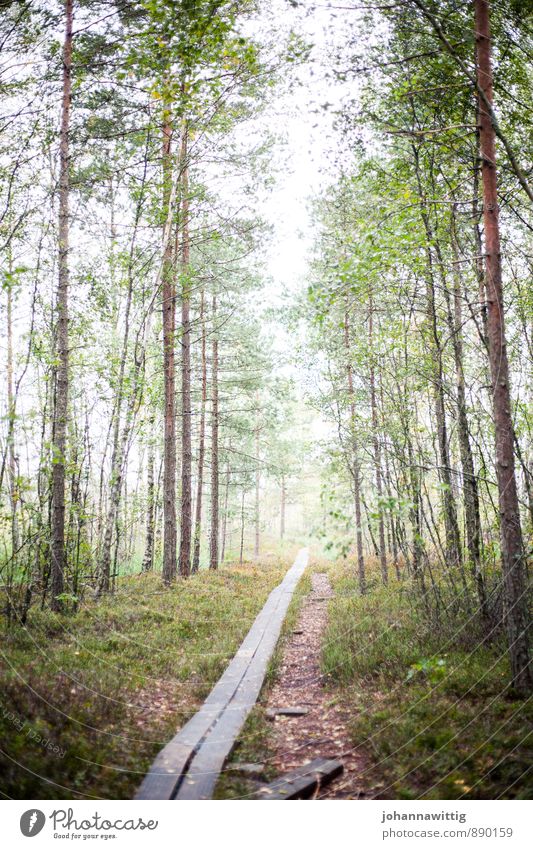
[265, 572, 368, 799]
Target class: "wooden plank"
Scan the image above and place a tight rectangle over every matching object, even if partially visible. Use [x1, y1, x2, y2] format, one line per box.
[136, 587, 283, 800]
[135, 548, 308, 800]
[256, 758, 343, 800]
[265, 707, 309, 719]
[174, 548, 308, 800]
[225, 762, 265, 777]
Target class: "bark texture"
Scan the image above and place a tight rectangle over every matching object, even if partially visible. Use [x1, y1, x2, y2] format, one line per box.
[448, 210, 486, 613]
[179, 125, 192, 578]
[474, 0, 531, 693]
[161, 116, 177, 584]
[51, 0, 73, 610]
[209, 294, 219, 570]
[192, 289, 207, 573]
[142, 423, 155, 572]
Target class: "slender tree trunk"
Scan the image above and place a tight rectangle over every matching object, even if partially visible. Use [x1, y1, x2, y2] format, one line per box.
[179, 124, 192, 578]
[142, 424, 155, 572]
[192, 289, 207, 573]
[472, 141, 489, 346]
[514, 435, 533, 534]
[98, 248, 134, 593]
[361, 494, 379, 558]
[430, 276, 462, 566]
[383, 448, 400, 579]
[280, 474, 286, 540]
[153, 455, 164, 565]
[429, 313, 462, 573]
[406, 427, 424, 579]
[254, 416, 260, 558]
[209, 293, 219, 570]
[50, 0, 73, 611]
[399, 331, 425, 580]
[413, 145, 462, 571]
[221, 451, 231, 562]
[67, 414, 83, 598]
[239, 489, 245, 566]
[161, 114, 177, 584]
[6, 277, 19, 565]
[368, 292, 388, 585]
[475, 0, 531, 693]
[343, 304, 366, 594]
[448, 208, 487, 613]
[98, 155, 149, 590]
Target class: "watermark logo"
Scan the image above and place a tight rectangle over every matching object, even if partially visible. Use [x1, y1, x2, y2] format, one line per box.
[20, 810, 46, 837]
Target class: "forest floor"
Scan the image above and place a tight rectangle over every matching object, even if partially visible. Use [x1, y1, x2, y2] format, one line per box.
[217, 557, 533, 800]
[0, 551, 296, 799]
[2, 550, 531, 801]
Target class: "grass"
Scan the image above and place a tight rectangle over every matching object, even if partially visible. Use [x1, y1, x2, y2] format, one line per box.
[321, 560, 533, 800]
[6, 547, 521, 801]
[0, 555, 292, 800]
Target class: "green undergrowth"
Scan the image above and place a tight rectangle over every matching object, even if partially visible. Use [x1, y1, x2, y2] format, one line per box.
[0, 556, 291, 799]
[214, 564, 313, 799]
[322, 561, 533, 800]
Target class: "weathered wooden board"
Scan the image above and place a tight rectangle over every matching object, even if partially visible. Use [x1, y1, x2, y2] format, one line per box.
[174, 548, 308, 800]
[256, 758, 343, 800]
[135, 548, 308, 800]
[265, 707, 309, 719]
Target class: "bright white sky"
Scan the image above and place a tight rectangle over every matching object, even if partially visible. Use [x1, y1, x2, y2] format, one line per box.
[256, 1, 360, 298]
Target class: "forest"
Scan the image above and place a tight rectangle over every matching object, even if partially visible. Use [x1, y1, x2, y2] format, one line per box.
[0, 0, 531, 803]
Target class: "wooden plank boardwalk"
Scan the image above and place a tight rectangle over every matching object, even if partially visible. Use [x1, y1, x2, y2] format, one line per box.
[135, 548, 309, 800]
[256, 758, 343, 799]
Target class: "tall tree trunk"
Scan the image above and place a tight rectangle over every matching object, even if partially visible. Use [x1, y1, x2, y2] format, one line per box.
[192, 288, 207, 573]
[6, 274, 19, 567]
[142, 421, 155, 572]
[361, 494, 379, 558]
[97, 298, 147, 592]
[153, 456, 164, 565]
[254, 415, 260, 559]
[209, 293, 219, 570]
[280, 474, 286, 540]
[403, 340, 424, 581]
[343, 304, 366, 594]
[448, 208, 487, 614]
[513, 435, 533, 535]
[412, 145, 462, 571]
[414, 158, 461, 566]
[98, 242, 134, 593]
[472, 138, 489, 346]
[368, 292, 388, 585]
[239, 488, 245, 566]
[179, 124, 192, 578]
[161, 114, 177, 584]
[408, 446, 424, 582]
[474, 0, 531, 693]
[98, 152, 149, 590]
[221, 451, 231, 562]
[383, 447, 400, 579]
[50, 0, 73, 611]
